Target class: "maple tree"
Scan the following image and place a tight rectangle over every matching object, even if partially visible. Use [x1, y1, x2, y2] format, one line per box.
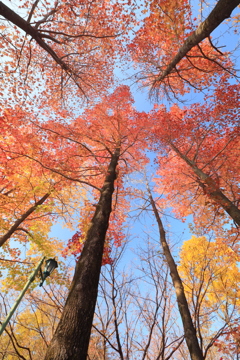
[0, 107, 89, 268]
[0, 0, 239, 359]
[0, 84, 147, 359]
[1, 0, 238, 104]
[150, 0, 239, 85]
[0, 0, 136, 108]
[151, 78, 240, 237]
[129, 0, 239, 96]
[35, 86, 148, 360]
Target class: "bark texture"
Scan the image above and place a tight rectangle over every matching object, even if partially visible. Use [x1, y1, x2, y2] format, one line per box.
[0, 192, 50, 247]
[148, 190, 204, 360]
[44, 147, 120, 360]
[170, 142, 240, 226]
[153, 0, 240, 85]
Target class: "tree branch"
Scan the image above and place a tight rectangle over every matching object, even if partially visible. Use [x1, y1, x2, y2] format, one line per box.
[152, 0, 240, 87]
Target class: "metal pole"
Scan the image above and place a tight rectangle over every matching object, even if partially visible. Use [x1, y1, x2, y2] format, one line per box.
[0, 256, 45, 336]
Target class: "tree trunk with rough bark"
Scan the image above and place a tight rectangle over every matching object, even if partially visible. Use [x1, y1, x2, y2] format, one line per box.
[148, 189, 204, 360]
[44, 147, 120, 360]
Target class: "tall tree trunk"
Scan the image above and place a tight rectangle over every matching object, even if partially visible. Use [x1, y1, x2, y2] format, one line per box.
[169, 142, 240, 226]
[148, 189, 204, 360]
[44, 147, 120, 360]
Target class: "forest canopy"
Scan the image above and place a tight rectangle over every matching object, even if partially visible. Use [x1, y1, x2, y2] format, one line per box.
[0, 0, 239, 359]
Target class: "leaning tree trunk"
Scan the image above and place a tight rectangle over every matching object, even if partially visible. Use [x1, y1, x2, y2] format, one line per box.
[153, 0, 240, 86]
[44, 147, 120, 360]
[169, 142, 240, 226]
[148, 189, 204, 360]
[0, 1, 69, 71]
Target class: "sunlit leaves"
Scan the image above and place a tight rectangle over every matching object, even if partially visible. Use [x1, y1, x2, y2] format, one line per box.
[151, 80, 240, 239]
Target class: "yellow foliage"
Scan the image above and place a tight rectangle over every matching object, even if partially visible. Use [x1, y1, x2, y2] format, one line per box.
[179, 236, 240, 308]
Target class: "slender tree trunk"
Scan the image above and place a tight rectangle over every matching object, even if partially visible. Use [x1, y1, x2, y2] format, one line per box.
[44, 147, 120, 360]
[169, 142, 240, 226]
[0, 192, 50, 247]
[148, 189, 204, 360]
[153, 0, 240, 85]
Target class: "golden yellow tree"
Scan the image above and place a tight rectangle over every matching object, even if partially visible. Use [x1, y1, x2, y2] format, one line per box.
[179, 236, 240, 358]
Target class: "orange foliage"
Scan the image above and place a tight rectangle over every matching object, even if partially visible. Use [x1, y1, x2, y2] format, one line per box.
[129, 0, 233, 95]
[0, 0, 137, 108]
[151, 80, 240, 241]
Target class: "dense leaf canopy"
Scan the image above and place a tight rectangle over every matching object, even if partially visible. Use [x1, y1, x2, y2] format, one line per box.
[0, 0, 239, 359]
